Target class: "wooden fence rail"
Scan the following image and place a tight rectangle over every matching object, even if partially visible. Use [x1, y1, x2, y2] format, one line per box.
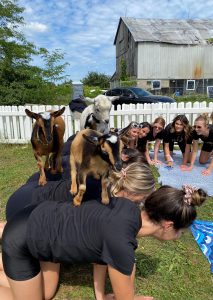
[0, 101, 212, 143]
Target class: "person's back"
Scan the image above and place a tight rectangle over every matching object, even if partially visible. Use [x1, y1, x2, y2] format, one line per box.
[25, 198, 140, 274]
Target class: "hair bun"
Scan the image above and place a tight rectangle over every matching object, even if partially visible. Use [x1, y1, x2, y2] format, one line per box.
[182, 185, 207, 206]
[191, 188, 207, 206]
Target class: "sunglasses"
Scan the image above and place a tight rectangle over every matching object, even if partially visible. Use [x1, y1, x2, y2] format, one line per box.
[194, 125, 202, 129]
[131, 123, 144, 129]
[131, 122, 139, 128]
[153, 125, 163, 130]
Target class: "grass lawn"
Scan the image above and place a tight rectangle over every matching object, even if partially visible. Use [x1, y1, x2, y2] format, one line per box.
[0, 144, 212, 300]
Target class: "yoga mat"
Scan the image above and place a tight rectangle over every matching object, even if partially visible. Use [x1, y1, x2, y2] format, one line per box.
[152, 150, 213, 196]
[190, 220, 213, 273]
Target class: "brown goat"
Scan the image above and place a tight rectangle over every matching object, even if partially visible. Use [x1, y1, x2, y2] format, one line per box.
[70, 129, 123, 206]
[25, 107, 65, 185]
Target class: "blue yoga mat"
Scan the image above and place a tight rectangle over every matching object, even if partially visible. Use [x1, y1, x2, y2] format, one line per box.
[191, 220, 213, 273]
[153, 150, 213, 196]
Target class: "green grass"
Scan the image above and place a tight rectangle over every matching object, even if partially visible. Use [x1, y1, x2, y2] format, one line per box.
[0, 144, 212, 299]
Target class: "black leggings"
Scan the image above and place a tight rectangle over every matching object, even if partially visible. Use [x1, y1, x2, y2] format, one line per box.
[2, 205, 40, 281]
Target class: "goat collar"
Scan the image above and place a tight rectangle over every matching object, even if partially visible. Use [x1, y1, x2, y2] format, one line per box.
[91, 113, 100, 123]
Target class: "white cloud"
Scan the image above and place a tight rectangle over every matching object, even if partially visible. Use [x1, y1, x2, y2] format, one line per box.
[25, 22, 48, 32]
[17, 0, 213, 81]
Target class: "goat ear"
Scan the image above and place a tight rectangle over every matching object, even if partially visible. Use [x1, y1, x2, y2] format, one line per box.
[25, 109, 40, 120]
[107, 96, 119, 102]
[84, 97, 94, 103]
[82, 134, 99, 145]
[51, 107, 65, 118]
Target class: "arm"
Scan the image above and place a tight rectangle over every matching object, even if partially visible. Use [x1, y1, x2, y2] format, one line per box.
[181, 141, 198, 171]
[163, 142, 173, 167]
[108, 264, 135, 300]
[202, 158, 213, 176]
[144, 142, 152, 164]
[153, 139, 161, 163]
[93, 264, 108, 300]
[181, 143, 191, 167]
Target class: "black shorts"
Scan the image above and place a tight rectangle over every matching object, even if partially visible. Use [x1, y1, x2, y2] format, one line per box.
[164, 141, 186, 154]
[202, 142, 213, 152]
[2, 205, 40, 281]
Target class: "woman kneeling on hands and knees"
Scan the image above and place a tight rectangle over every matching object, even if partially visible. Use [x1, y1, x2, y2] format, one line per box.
[181, 114, 213, 176]
[163, 115, 192, 167]
[0, 162, 207, 300]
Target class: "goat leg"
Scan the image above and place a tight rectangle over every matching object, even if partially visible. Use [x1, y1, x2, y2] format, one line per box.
[70, 154, 78, 195]
[35, 155, 47, 186]
[73, 172, 87, 206]
[55, 151, 63, 173]
[50, 153, 59, 174]
[101, 174, 109, 204]
[44, 154, 50, 171]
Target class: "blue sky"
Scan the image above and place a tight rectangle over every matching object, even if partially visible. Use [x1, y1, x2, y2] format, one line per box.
[18, 0, 213, 82]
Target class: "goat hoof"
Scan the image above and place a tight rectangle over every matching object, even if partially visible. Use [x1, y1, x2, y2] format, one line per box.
[39, 179, 47, 186]
[70, 188, 77, 195]
[101, 197, 109, 205]
[73, 196, 82, 206]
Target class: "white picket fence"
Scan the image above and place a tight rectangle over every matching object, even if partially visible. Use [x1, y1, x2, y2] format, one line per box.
[0, 101, 212, 143]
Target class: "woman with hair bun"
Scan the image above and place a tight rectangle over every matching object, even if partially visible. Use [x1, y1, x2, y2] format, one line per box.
[0, 160, 207, 300]
[181, 114, 213, 175]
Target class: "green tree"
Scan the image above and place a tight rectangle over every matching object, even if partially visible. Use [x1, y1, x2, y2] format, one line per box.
[39, 48, 69, 83]
[0, 0, 70, 105]
[82, 71, 110, 89]
[120, 57, 128, 81]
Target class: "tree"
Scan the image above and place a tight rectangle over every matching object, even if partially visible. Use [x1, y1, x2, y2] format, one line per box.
[82, 71, 110, 88]
[0, 0, 70, 105]
[39, 48, 69, 83]
[120, 57, 128, 81]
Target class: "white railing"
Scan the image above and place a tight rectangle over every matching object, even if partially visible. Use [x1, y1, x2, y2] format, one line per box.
[0, 101, 212, 143]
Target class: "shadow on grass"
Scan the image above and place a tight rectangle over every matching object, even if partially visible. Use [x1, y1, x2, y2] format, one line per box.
[59, 252, 159, 290]
[59, 263, 93, 287]
[135, 252, 160, 278]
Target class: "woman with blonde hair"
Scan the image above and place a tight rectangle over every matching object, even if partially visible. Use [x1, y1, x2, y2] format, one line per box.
[119, 121, 140, 149]
[181, 114, 213, 175]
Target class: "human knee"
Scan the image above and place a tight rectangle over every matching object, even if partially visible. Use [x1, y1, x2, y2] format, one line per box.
[43, 289, 57, 300]
[199, 158, 206, 164]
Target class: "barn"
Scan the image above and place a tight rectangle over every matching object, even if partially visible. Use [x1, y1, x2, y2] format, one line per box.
[112, 17, 213, 94]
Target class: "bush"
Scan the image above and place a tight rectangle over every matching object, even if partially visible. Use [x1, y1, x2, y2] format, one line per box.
[83, 86, 104, 98]
[175, 94, 212, 103]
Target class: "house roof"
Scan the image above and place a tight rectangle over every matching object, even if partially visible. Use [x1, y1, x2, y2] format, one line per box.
[114, 17, 213, 45]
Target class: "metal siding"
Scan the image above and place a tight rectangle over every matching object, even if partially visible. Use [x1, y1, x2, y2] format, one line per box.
[137, 43, 213, 79]
[121, 18, 213, 45]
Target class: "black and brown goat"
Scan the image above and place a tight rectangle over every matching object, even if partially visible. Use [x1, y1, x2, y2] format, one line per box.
[70, 129, 123, 206]
[25, 107, 65, 185]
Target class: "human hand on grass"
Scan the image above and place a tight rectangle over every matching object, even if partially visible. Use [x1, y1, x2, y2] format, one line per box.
[152, 159, 163, 165]
[148, 159, 156, 165]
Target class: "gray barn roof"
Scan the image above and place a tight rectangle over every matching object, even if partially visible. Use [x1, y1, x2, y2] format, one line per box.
[114, 17, 213, 45]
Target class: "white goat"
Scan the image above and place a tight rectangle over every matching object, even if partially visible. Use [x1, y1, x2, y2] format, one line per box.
[80, 95, 116, 134]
